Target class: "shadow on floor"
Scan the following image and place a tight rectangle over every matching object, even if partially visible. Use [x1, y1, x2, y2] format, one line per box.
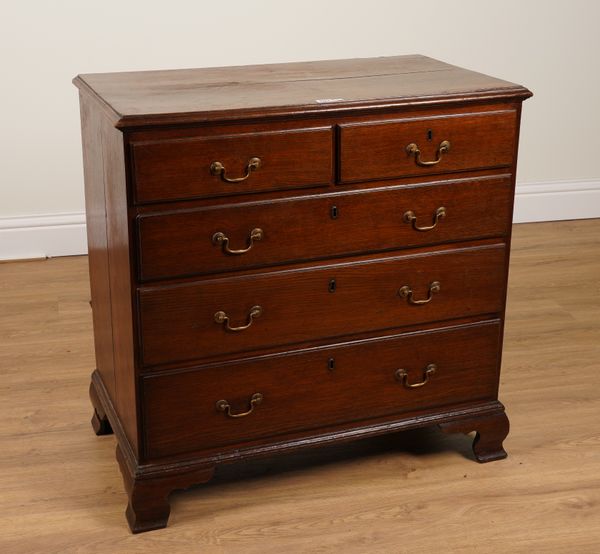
[173, 426, 475, 501]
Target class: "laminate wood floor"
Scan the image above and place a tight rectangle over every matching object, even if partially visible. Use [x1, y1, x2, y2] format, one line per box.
[1, 220, 599, 553]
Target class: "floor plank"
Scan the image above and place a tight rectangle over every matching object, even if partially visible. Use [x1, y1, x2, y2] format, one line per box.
[1, 219, 599, 553]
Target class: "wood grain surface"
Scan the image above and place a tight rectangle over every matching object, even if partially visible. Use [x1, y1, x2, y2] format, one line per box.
[79, 92, 138, 454]
[136, 175, 513, 281]
[338, 109, 517, 183]
[138, 243, 506, 367]
[72, 55, 531, 128]
[142, 321, 501, 458]
[131, 126, 334, 204]
[1, 219, 599, 553]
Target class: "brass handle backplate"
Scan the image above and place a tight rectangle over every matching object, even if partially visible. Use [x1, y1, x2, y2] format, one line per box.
[398, 281, 441, 305]
[210, 157, 261, 183]
[403, 207, 446, 232]
[395, 364, 437, 389]
[212, 228, 263, 255]
[216, 393, 263, 418]
[406, 140, 450, 167]
[214, 305, 262, 332]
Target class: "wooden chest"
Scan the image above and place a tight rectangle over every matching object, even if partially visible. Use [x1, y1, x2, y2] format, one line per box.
[74, 55, 531, 533]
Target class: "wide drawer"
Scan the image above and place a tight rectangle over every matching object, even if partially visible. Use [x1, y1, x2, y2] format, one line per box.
[142, 320, 501, 458]
[138, 243, 506, 367]
[137, 175, 513, 281]
[131, 127, 333, 204]
[339, 109, 517, 183]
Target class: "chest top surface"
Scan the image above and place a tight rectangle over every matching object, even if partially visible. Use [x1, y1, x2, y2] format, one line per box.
[73, 55, 531, 128]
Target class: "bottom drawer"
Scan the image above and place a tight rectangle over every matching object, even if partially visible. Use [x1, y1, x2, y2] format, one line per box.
[142, 320, 502, 459]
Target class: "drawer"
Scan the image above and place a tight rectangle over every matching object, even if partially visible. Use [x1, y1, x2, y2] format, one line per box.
[339, 109, 517, 183]
[137, 175, 513, 281]
[131, 127, 333, 204]
[142, 320, 502, 458]
[139, 243, 506, 366]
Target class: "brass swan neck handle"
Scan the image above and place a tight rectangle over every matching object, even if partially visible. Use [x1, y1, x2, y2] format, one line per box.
[210, 157, 262, 183]
[395, 364, 437, 389]
[212, 228, 263, 255]
[398, 281, 441, 305]
[403, 207, 446, 232]
[214, 306, 262, 332]
[216, 393, 263, 418]
[406, 140, 450, 167]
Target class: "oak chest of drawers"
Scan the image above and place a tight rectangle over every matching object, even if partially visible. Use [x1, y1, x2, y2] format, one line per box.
[74, 55, 531, 533]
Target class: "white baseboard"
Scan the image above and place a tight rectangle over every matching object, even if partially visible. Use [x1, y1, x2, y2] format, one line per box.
[0, 212, 87, 261]
[513, 179, 600, 223]
[0, 179, 599, 261]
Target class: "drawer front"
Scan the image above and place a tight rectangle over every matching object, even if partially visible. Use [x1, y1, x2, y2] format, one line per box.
[139, 243, 506, 366]
[339, 110, 517, 183]
[137, 176, 513, 281]
[142, 321, 501, 458]
[131, 127, 333, 204]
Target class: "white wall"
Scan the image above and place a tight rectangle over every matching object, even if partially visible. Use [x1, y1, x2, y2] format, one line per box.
[1, 0, 599, 258]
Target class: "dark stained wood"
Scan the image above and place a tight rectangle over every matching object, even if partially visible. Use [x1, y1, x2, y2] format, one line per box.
[75, 55, 531, 533]
[79, 94, 138, 455]
[143, 321, 501, 458]
[137, 175, 513, 281]
[139, 243, 506, 367]
[79, 93, 116, 400]
[89, 380, 112, 436]
[72, 55, 531, 128]
[100, 112, 139, 454]
[131, 127, 333, 204]
[439, 407, 510, 463]
[339, 109, 517, 183]
[116, 444, 214, 533]
[484, 102, 524, 407]
[125, 103, 520, 217]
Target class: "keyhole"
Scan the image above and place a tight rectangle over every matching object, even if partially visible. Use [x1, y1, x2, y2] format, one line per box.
[427, 129, 433, 141]
[329, 279, 336, 293]
[328, 358, 335, 371]
[331, 205, 339, 219]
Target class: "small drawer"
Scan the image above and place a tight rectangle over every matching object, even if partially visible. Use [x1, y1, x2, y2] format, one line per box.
[339, 109, 517, 184]
[138, 243, 506, 367]
[131, 127, 333, 204]
[142, 320, 501, 458]
[136, 175, 512, 281]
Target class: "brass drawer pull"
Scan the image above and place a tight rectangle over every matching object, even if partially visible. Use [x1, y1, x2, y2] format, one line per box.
[406, 140, 450, 167]
[403, 207, 446, 232]
[216, 393, 263, 418]
[395, 364, 437, 389]
[212, 228, 263, 255]
[398, 281, 440, 305]
[214, 305, 262, 332]
[210, 157, 262, 183]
